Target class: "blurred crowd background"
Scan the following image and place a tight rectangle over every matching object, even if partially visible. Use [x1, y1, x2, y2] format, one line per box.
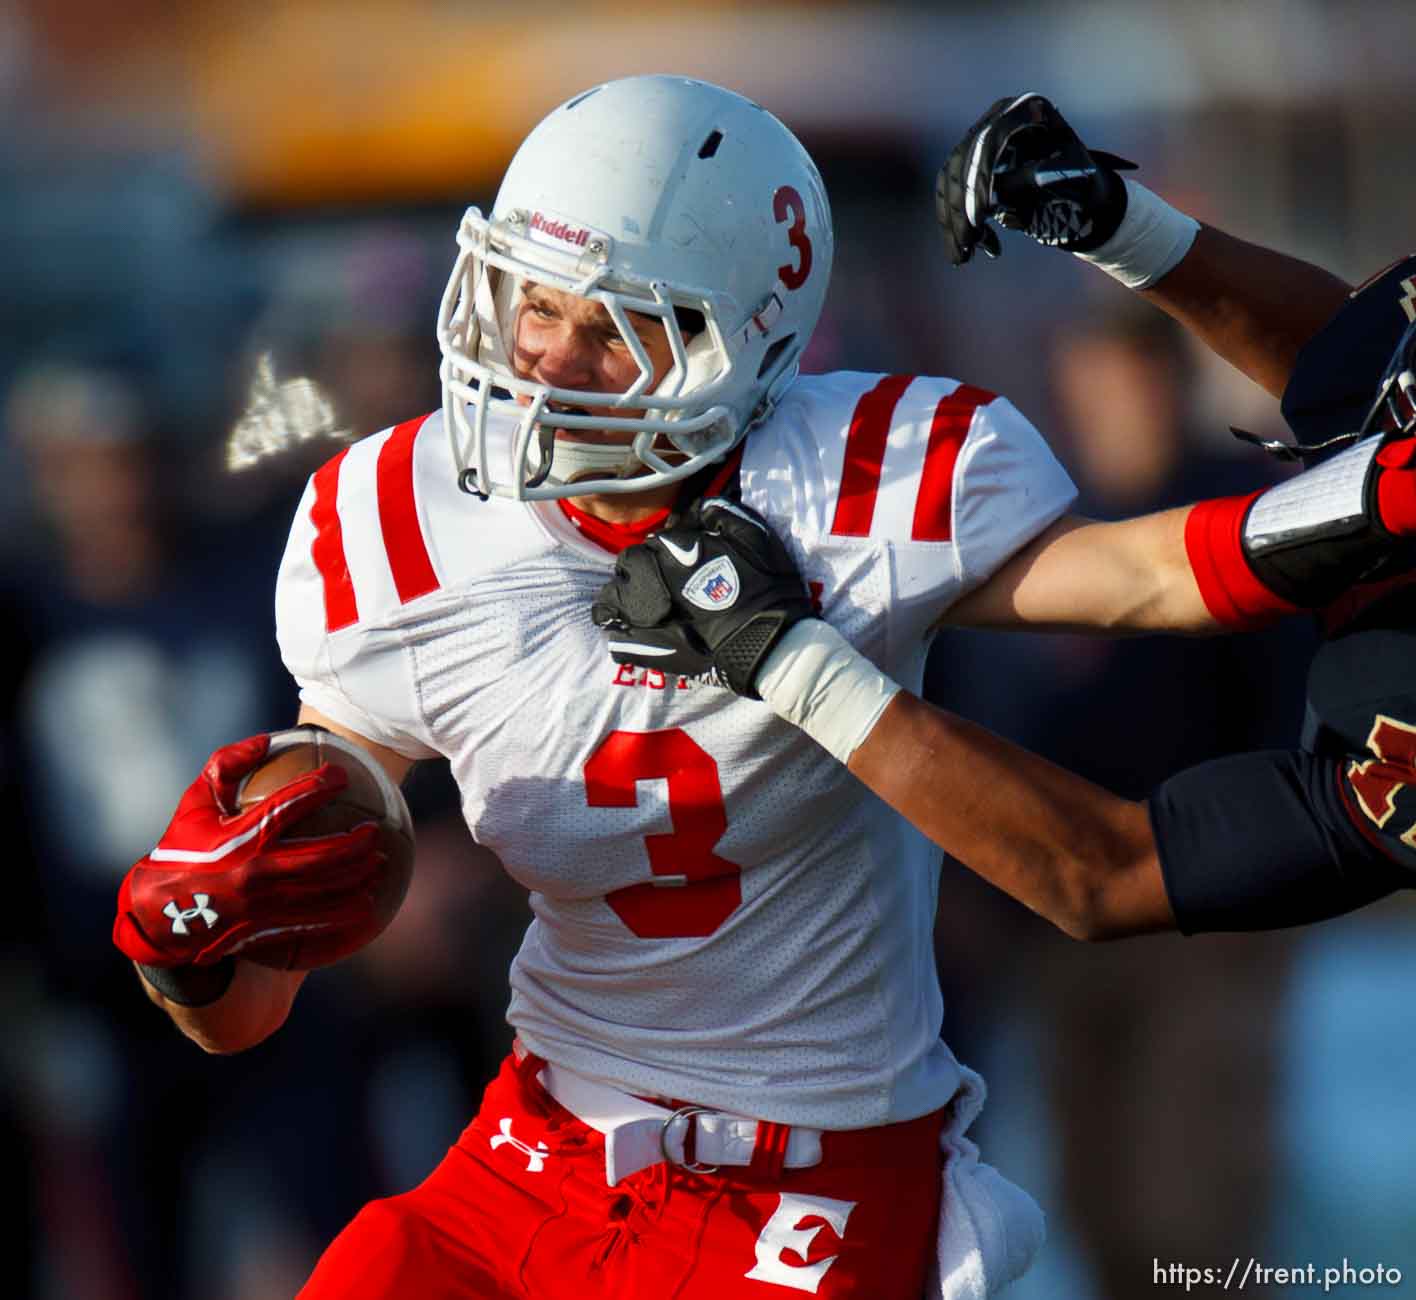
[4, 1, 1416, 1297]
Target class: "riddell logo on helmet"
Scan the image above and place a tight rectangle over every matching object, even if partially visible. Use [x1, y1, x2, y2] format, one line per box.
[528, 211, 593, 249]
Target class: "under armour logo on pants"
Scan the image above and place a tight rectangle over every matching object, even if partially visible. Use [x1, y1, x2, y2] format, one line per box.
[489, 1118, 551, 1172]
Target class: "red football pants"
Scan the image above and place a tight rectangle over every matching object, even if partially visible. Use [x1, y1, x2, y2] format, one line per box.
[299, 1050, 947, 1299]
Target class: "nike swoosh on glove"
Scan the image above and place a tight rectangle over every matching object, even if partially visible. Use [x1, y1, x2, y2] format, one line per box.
[591, 497, 815, 698]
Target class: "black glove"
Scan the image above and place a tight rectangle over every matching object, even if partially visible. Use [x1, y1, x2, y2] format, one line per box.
[936, 93, 1137, 266]
[591, 498, 814, 699]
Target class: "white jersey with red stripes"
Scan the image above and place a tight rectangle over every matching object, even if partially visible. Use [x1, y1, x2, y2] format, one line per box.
[275, 370, 1076, 1130]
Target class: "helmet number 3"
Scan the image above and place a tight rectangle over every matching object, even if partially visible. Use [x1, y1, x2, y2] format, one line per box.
[586, 729, 742, 938]
[773, 185, 813, 291]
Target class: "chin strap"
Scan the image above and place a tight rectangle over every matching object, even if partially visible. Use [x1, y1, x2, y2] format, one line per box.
[532, 435, 644, 485]
[1229, 425, 1363, 463]
[534, 425, 716, 489]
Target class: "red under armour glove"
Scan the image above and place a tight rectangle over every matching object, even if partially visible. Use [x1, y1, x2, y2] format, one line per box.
[114, 734, 385, 968]
[1185, 432, 1416, 629]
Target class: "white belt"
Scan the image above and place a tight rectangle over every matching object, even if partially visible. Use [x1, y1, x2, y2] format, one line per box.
[537, 1059, 824, 1186]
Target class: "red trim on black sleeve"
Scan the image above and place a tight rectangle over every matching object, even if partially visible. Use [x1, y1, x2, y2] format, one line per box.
[1183, 492, 1298, 629]
[910, 384, 995, 542]
[830, 374, 914, 537]
[310, 448, 358, 632]
[376, 415, 440, 604]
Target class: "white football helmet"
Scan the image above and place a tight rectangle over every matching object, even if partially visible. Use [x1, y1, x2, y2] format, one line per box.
[436, 75, 833, 500]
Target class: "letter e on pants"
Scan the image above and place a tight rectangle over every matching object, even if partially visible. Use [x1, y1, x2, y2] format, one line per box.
[745, 1193, 857, 1293]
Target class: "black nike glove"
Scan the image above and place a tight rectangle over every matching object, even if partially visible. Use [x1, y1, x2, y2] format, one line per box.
[936, 93, 1137, 266]
[591, 498, 814, 699]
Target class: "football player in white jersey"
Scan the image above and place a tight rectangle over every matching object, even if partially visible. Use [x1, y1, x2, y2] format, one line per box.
[113, 79, 1355, 1299]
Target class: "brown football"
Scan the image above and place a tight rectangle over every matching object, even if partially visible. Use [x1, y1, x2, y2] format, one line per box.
[234, 728, 415, 970]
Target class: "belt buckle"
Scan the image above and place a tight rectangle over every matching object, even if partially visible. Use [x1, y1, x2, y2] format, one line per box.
[660, 1104, 720, 1174]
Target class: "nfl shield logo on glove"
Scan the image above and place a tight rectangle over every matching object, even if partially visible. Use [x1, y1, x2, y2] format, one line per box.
[682, 556, 741, 611]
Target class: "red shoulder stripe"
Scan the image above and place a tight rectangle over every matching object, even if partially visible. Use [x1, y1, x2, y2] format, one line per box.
[310, 448, 358, 632]
[376, 415, 440, 604]
[830, 374, 914, 537]
[910, 384, 995, 542]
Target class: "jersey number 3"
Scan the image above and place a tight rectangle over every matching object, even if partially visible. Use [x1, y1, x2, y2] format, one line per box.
[585, 729, 742, 938]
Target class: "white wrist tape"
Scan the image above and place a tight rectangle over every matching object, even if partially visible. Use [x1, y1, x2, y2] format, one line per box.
[1075, 179, 1199, 290]
[756, 620, 901, 766]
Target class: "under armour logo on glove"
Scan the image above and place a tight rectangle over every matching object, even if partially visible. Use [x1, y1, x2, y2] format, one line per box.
[114, 734, 387, 969]
[163, 895, 219, 936]
[489, 1118, 550, 1173]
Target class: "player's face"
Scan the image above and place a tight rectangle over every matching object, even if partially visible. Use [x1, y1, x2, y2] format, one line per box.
[510, 283, 676, 444]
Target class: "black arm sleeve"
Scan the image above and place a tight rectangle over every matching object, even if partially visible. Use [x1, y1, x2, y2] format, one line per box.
[1148, 749, 1409, 934]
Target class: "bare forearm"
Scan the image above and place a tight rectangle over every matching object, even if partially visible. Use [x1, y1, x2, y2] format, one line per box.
[948, 509, 1220, 634]
[847, 691, 1175, 939]
[1140, 225, 1351, 399]
[137, 960, 307, 1054]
